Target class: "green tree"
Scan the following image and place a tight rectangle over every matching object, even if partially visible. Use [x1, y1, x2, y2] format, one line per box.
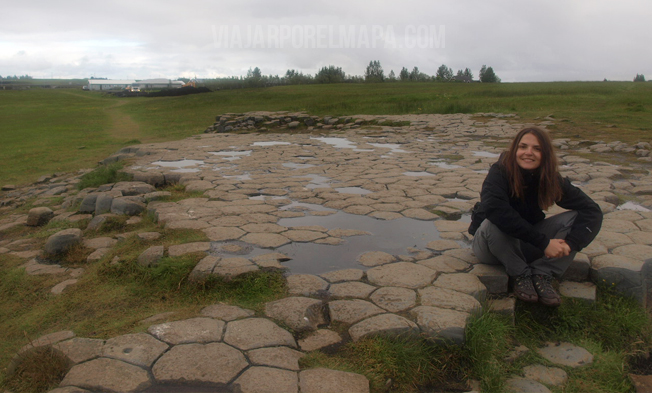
[315, 65, 346, 84]
[409, 66, 428, 81]
[364, 60, 385, 82]
[399, 67, 409, 81]
[435, 64, 453, 81]
[479, 65, 500, 83]
[634, 74, 646, 82]
[463, 68, 474, 80]
[388, 70, 396, 81]
[245, 67, 264, 87]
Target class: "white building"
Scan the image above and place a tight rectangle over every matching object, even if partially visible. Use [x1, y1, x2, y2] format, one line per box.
[86, 79, 184, 91]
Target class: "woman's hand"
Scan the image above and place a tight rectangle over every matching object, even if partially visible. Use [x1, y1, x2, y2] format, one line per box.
[544, 239, 571, 259]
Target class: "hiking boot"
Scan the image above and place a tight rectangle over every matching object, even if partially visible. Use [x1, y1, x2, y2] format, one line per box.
[513, 273, 538, 303]
[532, 274, 561, 307]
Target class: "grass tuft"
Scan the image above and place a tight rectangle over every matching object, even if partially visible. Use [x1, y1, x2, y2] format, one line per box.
[76, 162, 132, 190]
[3, 346, 72, 393]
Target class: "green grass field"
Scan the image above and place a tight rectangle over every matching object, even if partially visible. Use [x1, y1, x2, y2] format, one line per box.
[1, 82, 651, 187]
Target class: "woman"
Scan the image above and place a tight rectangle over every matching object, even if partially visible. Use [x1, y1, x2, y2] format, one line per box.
[468, 127, 602, 307]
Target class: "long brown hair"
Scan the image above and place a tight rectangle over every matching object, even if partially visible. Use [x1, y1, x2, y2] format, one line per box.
[499, 127, 562, 209]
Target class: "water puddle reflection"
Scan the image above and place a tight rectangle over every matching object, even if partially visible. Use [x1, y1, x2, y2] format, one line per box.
[617, 202, 651, 212]
[403, 171, 436, 177]
[335, 187, 372, 195]
[210, 151, 252, 161]
[472, 151, 500, 158]
[152, 159, 204, 168]
[252, 141, 292, 146]
[311, 137, 357, 149]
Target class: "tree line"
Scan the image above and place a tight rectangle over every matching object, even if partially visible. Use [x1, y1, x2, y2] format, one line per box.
[202, 61, 501, 89]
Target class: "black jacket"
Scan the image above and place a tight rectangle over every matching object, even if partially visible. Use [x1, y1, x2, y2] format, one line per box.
[468, 162, 603, 252]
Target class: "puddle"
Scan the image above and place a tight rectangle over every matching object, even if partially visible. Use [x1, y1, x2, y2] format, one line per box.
[170, 168, 201, 173]
[249, 195, 288, 201]
[283, 163, 316, 169]
[210, 151, 252, 161]
[368, 143, 409, 154]
[335, 187, 372, 195]
[617, 202, 651, 212]
[311, 137, 357, 149]
[295, 156, 316, 160]
[276, 212, 446, 275]
[429, 161, 462, 169]
[224, 174, 252, 181]
[472, 151, 500, 158]
[403, 171, 436, 177]
[295, 174, 332, 189]
[252, 141, 292, 146]
[151, 159, 204, 168]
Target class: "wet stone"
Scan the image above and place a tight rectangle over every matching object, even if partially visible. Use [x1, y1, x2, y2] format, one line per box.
[298, 329, 343, 352]
[367, 262, 437, 289]
[537, 342, 594, 368]
[357, 251, 396, 267]
[523, 364, 568, 387]
[504, 377, 552, 393]
[328, 281, 376, 298]
[102, 333, 168, 368]
[349, 313, 419, 342]
[299, 368, 369, 393]
[61, 358, 152, 393]
[434, 273, 487, 302]
[287, 274, 329, 296]
[329, 299, 385, 325]
[418, 286, 482, 313]
[233, 367, 298, 393]
[369, 286, 416, 312]
[223, 318, 297, 350]
[152, 342, 248, 385]
[264, 297, 326, 331]
[148, 317, 225, 345]
[55, 338, 104, 364]
[410, 306, 471, 344]
[319, 268, 365, 283]
[200, 303, 255, 321]
[247, 347, 304, 371]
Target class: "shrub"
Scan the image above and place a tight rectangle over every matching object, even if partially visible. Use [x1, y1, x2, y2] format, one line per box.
[77, 162, 132, 190]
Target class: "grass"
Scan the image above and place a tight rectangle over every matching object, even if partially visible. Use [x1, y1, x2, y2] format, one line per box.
[76, 162, 132, 190]
[2, 82, 652, 186]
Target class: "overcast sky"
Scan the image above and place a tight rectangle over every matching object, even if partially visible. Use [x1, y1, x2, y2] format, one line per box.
[1, 0, 650, 82]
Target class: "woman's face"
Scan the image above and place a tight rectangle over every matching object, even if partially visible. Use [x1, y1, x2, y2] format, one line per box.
[516, 133, 542, 170]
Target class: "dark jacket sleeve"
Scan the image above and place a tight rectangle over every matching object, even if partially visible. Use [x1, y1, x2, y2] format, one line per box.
[480, 165, 550, 251]
[556, 178, 603, 252]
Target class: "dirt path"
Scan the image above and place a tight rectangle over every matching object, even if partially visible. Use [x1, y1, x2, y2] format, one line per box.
[105, 100, 142, 141]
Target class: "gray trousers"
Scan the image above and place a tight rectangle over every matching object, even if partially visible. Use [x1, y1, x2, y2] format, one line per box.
[472, 211, 578, 278]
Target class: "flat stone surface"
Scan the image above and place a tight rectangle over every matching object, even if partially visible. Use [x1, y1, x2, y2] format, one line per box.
[630, 374, 652, 393]
[434, 220, 469, 233]
[612, 244, 652, 261]
[559, 281, 596, 302]
[138, 245, 165, 267]
[328, 281, 376, 298]
[287, 274, 329, 296]
[203, 226, 246, 241]
[523, 364, 568, 387]
[152, 342, 247, 385]
[102, 333, 168, 368]
[264, 297, 326, 331]
[55, 338, 104, 364]
[148, 317, 225, 345]
[299, 368, 369, 393]
[329, 299, 385, 325]
[357, 251, 396, 267]
[233, 367, 298, 393]
[83, 237, 117, 250]
[20, 330, 75, 353]
[536, 342, 594, 368]
[168, 242, 210, 256]
[366, 262, 437, 289]
[61, 357, 152, 393]
[418, 255, 470, 273]
[200, 303, 255, 321]
[434, 273, 487, 301]
[213, 257, 258, 277]
[224, 318, 297, 350]
[319, 268, 364, 283]
[369, 286, 416, 312]
[469, 264, 509, 294]
[426, 239, 462, 251]
[51, 279, 78, 295]
[410, 306, 470, 344]
[240, 232, 290, 247]
[504, 377, 552, 393]
[349, 313, 419, 341]
[418, 286, 482, 313]
[247, 347, 304, 371]
[298, 329, 343, 352]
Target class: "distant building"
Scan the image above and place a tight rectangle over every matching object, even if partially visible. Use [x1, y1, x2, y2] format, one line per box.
[86, 78, 184, 91]
[452, 75, 473, 83]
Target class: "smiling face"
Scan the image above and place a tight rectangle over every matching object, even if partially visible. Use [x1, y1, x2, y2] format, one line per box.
[516, 133, 542, 170]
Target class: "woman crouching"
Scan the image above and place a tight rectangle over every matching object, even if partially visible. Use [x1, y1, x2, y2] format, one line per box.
[468, 127, 603, 307]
